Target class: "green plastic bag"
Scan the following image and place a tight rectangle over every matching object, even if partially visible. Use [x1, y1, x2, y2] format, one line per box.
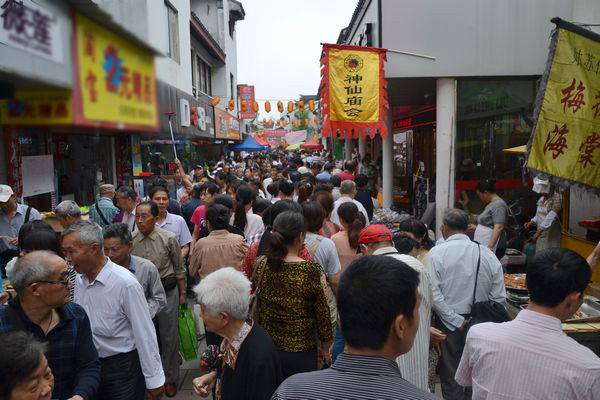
[178, 304, 198, 361]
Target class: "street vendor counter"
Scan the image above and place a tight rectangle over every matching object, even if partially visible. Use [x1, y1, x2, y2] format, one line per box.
[505, 301, 600, 356]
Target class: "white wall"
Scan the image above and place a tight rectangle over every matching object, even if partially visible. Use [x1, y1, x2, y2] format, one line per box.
[190, 0, 222, 48]
[148, 0, 193, 94]
[572, 0, 600, 35]
[344, 0, 380, 47]
[381, 0, 574, 78]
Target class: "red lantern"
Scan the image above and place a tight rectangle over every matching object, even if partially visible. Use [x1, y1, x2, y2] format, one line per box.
[241, 102, 247, 112]
[287, 101, 294, 113]
[252, 102, 259, 113]
[305, 119, 310, 126]
[308, 100, 315, 111]
[265, 101, 271, 113]
[276, 120, 281, 127]
[298, 100, 304, 112]
[277, 101, 284, 113]
[314, 117, 319, 125]
[228, 100, 235, 111]
[263, 118, 267, 125]
[283, 119, 288, 126]
[291, 119, 295, 127]
[211, 96, 221, 106]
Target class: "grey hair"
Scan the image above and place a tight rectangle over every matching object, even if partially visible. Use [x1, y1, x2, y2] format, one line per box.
[340, 180, 357, 195]
[193, 267, 251, 320]
[12, 250, 57, 294]
[61, 220, 104, 250]
[116, 186, 137, 201]
[442, 208, 469, 231]
[54, 200, 81, 218]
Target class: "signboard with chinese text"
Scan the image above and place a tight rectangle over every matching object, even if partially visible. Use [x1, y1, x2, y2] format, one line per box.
[0, 89, 72, 125]
[214, 108, 240, 140]
[320, 44, 388, 138]
[238, 85, 256, 119]
[0, 0, 64, 63]
[261, 130, 288, 147]
[74, 13, 158, 129]
[527, 19, 600, 190]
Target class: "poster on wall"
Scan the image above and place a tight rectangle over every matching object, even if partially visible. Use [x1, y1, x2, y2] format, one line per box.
[133, 179, 144, 199]
[131, 134, 143, 176]
[214, 109, 241, 140]
[21, 155, 55, 197]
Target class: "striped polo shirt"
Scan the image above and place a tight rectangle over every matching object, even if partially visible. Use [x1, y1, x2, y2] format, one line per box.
[272, 353, 439, 399]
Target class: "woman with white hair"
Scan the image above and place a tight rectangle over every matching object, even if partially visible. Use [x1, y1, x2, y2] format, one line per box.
[192, 267, 282, 400]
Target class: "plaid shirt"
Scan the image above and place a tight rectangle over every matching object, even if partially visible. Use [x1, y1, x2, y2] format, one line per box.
[0, 298, 101, 400]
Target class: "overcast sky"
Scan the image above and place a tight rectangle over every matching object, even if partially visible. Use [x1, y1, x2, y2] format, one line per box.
[236, 0, 356, 118]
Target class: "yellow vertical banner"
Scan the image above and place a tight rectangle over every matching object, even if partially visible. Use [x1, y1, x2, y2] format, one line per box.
[527, 20, 600, 190]
[74, 13, 158, 129]
[320, 44, 388, 138]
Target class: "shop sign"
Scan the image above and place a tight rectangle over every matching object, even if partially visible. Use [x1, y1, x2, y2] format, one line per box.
[214, 108, 240, 140]
[0, 0, 64, 63]
[197, 106, 206, 131]
[238, 85, 256, 119]
[262, 130, 287, 147]
[527, 19, 600, 191]
[179, 99, 190, 127]
[0, 89, 72, 125]
[74, 13, 158, 129]
[131, 134, 142, 176]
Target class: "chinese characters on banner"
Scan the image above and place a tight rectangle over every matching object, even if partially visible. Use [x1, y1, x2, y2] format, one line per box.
[320, 44, 388, 139]
[0, 0, 64, 63]
[74, 13, 158, 129]
[527, 19, 600, 190]
[239, 85, 256, 119]
[0, 90, 72, 124]
[261, 130, 288, 147]
[214, 109, 240, 140]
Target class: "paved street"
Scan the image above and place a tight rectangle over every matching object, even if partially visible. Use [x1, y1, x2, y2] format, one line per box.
[172, 338, 210, 400]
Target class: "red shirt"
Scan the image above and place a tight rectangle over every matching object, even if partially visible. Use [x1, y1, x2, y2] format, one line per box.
[335, 170, 355, 181]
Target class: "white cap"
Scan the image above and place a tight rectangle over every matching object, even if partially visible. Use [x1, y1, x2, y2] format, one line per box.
[297, 166, 310, 174]
[0, 185, 14, 202]
[532, 178, 550, 194]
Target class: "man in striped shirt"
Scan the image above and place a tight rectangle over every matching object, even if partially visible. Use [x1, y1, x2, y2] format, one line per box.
[456, 248, 600, 399]
[271, 255, 439, 400]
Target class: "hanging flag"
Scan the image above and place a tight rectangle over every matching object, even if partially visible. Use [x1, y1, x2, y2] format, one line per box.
[527, 18, 600, 191]
[320, 44, 388, 138]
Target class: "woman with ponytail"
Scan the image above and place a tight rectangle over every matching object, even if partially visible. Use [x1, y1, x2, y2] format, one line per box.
[331, 202, 365, 271]
[231, 184, 264, 242]
[252, 211, 333, 379]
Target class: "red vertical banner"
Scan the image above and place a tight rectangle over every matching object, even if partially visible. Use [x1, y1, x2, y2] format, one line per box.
[238, 85, 257, 119]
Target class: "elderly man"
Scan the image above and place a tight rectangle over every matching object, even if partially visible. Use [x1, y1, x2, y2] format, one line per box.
[131, 201, 185, 397]
[115, 186, 139, 231]
[0, 184, 41, 278]
[457, 249, 600, 398]
[192, 267, 283, 399]
[330, 180, 370, 226]
[427, 208, 505, 400]
[358, 224, 437, 392]
[54, 200, 82, 228]
[0, 250, 100, 400]
[89, 184, 120, 228]
[272, 255, 438, 400]
[103, 223, 166, 318]
[62, 221, 165, 400]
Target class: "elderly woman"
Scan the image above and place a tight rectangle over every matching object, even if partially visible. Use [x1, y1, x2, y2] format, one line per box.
[0, 331, 54, 400]
[192, 268, 283, 400]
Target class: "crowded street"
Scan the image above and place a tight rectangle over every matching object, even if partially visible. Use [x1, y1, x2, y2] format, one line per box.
[1, 1, 600, 399]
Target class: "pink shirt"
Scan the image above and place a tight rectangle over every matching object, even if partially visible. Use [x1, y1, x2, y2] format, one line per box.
[331, 231, 361, 272]
[190, 205, 207, 227]
[456, 309, 600, 400]
[335, 170, 355, 181]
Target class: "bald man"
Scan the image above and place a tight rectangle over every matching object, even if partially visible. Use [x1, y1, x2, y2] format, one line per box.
[0, 251, 100, 400]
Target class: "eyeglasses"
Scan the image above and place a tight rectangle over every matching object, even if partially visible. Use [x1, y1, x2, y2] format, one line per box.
[29, 278, 71, 287]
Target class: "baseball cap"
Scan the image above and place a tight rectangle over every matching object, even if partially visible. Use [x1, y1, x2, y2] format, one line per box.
[0, 185, 14, 202]
[359, 224, 393, 244]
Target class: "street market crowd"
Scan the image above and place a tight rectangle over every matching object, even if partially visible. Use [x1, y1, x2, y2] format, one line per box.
[0, 149, 599, 400]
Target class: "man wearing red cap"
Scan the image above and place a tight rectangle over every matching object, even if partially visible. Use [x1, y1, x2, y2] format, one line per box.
[358, 224, 436, 392]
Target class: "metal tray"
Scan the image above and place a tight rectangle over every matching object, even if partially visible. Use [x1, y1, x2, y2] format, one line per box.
[566, 297, 600, 323]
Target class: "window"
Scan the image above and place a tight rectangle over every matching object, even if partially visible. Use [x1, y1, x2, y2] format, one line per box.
[195, 56, 212, 96]
[165, 1, 179, 62]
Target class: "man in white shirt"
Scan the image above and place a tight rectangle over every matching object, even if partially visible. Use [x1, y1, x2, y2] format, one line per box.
[456, 248, 600, 399]
[330, 180, 370, 226]
[359, 224, 434, 392]
[427, 208, 505, 400]
[115, 186, 139, 232]
[62, 220, 165, 400]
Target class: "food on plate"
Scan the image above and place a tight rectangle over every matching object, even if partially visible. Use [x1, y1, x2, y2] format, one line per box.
[572, 310, 588, 319]
[504, 274, 527, 290]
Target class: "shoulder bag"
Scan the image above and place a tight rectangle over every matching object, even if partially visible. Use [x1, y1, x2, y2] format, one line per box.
[307, 236, 338, 332]
[466, 244, 510, 333]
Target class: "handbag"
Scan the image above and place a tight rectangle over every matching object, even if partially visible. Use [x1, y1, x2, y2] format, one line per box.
[249, 256, 268, 319]
[466, 244, 510, 333]
[178, 304, 198, 361]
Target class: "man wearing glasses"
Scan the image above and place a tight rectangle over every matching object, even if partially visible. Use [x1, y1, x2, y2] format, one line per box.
[0, 250, 100, 400]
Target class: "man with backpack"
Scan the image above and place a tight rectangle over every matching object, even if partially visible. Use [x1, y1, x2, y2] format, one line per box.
[89, 184, 120, 228]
